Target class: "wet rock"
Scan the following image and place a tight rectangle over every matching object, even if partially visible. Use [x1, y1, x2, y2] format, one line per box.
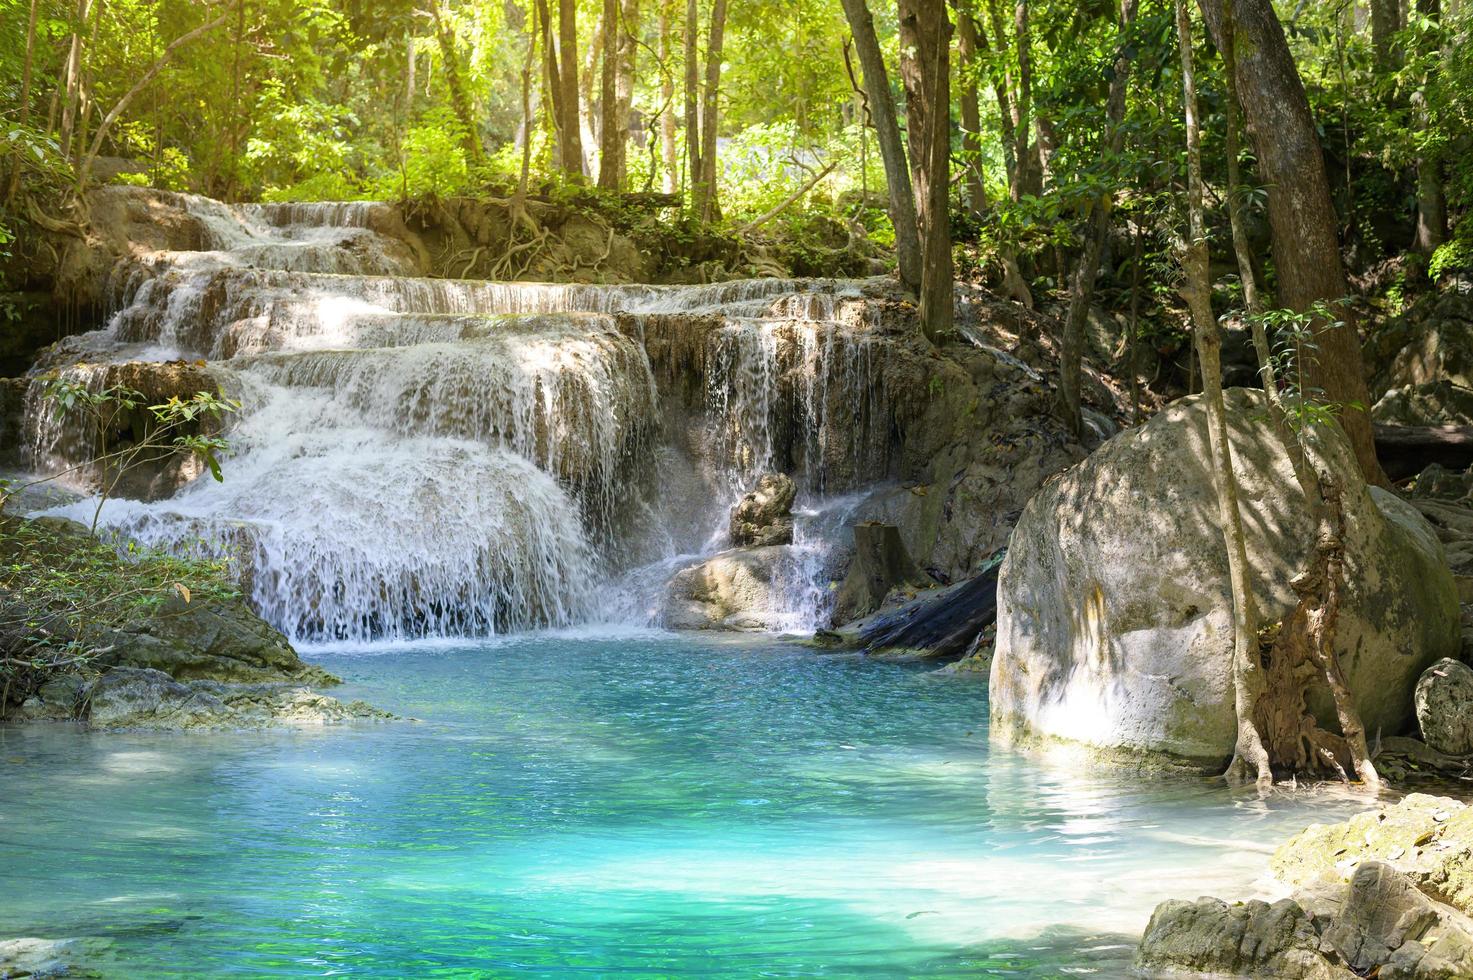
[729, 472, 797, 546]
[0, 936, 108, 978]
[1416, 659, 1473, 756]
[1135, 897, 1344, 978]
[85, 667, 392, 731]
[660, 547, 790, 631]
[990, 388, 1460, 769]
[25, 359, 225, 501]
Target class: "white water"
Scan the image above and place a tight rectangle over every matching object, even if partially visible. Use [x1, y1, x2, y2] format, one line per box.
[26, 190, 892, 641]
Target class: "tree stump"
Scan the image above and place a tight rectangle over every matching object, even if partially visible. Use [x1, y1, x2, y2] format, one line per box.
[831, 522, 931, 626]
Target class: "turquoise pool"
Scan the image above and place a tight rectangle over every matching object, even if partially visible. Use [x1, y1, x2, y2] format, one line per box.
[1, 631, 1372, 976]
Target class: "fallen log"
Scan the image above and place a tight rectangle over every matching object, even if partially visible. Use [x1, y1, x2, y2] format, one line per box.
[858, 562, 1001, 661]
[1375, 423, 1473, 480]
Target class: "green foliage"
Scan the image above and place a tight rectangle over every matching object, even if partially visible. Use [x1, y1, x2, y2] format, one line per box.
[0, 515, 240, 710]
[1243, 300, 1364, 434]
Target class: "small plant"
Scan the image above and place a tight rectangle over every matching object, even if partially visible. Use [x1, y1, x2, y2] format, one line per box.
[5, 378, 238, 532]
[1240, 299, 1365, 435]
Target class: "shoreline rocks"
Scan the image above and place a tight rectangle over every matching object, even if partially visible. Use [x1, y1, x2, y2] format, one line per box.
[1139, 794, 1473, 978]
[2, 516, 389, 731]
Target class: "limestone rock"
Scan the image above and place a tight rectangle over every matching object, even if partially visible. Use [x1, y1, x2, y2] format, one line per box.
[1324, 862, 1473, 978]
[1416, 658, 1473, 756]
[660, 547, 790, 631]
[730, 472, 797, 546]
[85, 667, 392, 730]
[1272, 794, 1473, 916]
[1366, 292, 1473, 402]
[1135, 897, 1346, 978]
[990, 388, 1460, 769]
[1375, 381, 1473, 427]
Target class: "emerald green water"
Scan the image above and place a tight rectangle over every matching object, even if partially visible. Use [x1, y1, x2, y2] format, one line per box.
[2, 632, 1371, 977]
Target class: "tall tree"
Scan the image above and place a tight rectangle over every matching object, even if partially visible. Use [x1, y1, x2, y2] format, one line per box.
[839, 0, 923, 294]
[658, 0, 678, 192]
[427, 0, 485, 167]
[694, 0, 727, 221]
[1198, 0, 1388, 486]
[897, 0, 954, 342]
[558, 0, 585, 177]
[683, 0, 700, 198]
[953, 1, 987, 219]
[1057, 0, 1139, 437]
[598, 0, 622, 188]
[4, 0, 42, 204]
[1177, 0, 1271, 788]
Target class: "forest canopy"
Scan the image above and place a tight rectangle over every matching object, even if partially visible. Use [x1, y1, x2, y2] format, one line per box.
[1, 0, 1471, 327]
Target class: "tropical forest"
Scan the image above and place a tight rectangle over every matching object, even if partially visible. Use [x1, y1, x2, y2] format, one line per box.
[2, 0, 1473, 973]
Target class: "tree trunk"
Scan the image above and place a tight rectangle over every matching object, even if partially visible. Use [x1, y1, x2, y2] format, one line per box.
[983, 0, 1019, 195]
[1178, 0, 1272, 788]
[839, 0, 923, 294]
[613, 0, 638, 186]
[427, 0, 484, 167]
[1057, 0, 1138, 437]
[683, 0, 701, 201]
[598, 0, 620, 188]
[1012, 0, 1037, 196]
[898, 0, 954, 343]
[953, 2, 987, 219]
[1198, 0, 1387, 487]
[4, 0, 41, 204]
[695, 0, 727, 222]
[1413, 0, 1445, 253]
[58, 0, 92, 162]
[1370, 0, 1401, 70]
[659, 0, 678, 193]
[77, 12, 230, 188]
[558, 0, 585, 178]
[536, 0, 565, 167]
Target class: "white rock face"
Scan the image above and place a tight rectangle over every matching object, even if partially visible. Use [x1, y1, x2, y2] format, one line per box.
[989, 389, 1461, 769]
[1416, 658, 1473, 756]
[659, 547, 790, 631]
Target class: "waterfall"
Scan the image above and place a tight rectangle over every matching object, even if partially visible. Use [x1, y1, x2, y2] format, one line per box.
[25, 190, 892, 641]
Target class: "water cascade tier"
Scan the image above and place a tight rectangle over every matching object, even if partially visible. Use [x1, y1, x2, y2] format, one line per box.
[22, 189, 921, 642]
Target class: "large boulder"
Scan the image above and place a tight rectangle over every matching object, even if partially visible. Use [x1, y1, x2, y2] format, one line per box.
[1416, 659, 1473, 756]
[659, 546, 792, 631]
[990, 388, 1460, 770]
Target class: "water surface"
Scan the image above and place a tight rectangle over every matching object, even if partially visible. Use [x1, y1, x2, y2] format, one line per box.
[2, 632, 1374, 976]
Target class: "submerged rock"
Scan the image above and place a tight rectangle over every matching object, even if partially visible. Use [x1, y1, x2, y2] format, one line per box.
[729, 472, 796, 546]
[1416, 659, 1473, 756]
[0, 936, 108, 978]
[990, 388, 1460, 770]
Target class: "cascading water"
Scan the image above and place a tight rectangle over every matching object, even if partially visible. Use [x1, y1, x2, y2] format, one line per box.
[23, 189, 893, 641]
